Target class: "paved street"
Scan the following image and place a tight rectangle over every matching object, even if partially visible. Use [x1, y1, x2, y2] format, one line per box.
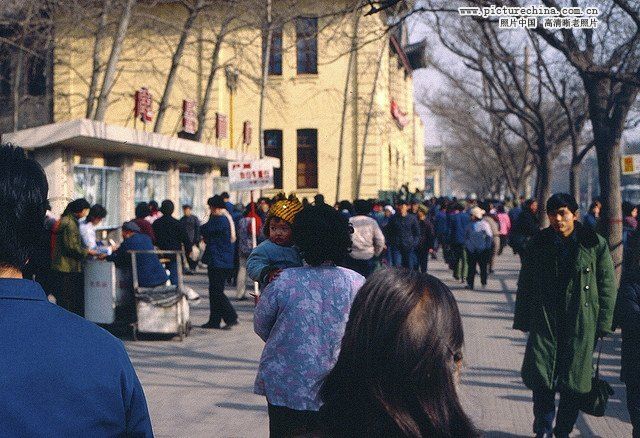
[124, 254, 633, 437]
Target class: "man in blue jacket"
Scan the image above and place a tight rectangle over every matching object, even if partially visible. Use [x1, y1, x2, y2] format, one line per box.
[106, 221, 168, 288]
[0, 144, 153, 437]
[200, 195, 239, 329]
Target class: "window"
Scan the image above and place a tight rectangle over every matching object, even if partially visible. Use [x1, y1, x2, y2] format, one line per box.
[296, 17, 318, 74]
[297, 129, 318, 189]
[134, 170, 168, 205]
[180, 173, 206, 220]
[266, 26, 283, 75]
[264, 130, 283, 189]
[74, 165, 121, 229]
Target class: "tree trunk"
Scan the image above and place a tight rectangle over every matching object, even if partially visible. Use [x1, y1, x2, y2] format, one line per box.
[335, 9, 359, 203]
[258, 0, 272, 159]
[194, 24, 227, 142]
[86, 0, 112, 119]
[355, 42, 385, 198]
[584, 76, 638, 282]
[94, 0, 136, 121]
[536, 149, 552, 228]
[569, 158, 580, 205]
[154, 0, 204, 133]
[12, 49, 23, 131]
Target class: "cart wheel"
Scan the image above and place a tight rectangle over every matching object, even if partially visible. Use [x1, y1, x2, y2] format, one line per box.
[131, 324, 138, 342]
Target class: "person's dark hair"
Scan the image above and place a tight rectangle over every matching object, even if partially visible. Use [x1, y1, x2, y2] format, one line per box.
[338, 200, 352, 213]
[588, 200, 600, 214]
[314, 194, 325, 205]
[0, 144, 49, 271]
[148, 200, 159, 211]
[135, 202, 149, 219]
[546, 193, 578, 214]
[64, 198, 91, 216]
[182, 204, 192, 210]
[208, 195, 226, 209]
[353, 199, 372, 216]
[302, 197, 310, 208]
[221, 191, 230, 200]
[497, 205, 506, 214]
[623, 201, 637, 218]
[319, 269, 478, 437]
[160, 199, 174, 216]
[292, 204, 351, 266]
[523, 198, 536, 211]
[87, 204, 107, 222]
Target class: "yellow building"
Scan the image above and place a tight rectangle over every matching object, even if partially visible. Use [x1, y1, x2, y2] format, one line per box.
[4, 0, 425, 228]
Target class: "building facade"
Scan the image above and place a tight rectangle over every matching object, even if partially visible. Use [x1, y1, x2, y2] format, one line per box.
[2, 0, 425, 228]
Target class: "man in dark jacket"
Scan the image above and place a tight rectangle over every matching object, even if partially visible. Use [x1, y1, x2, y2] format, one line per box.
[180, 204, 201, 273]
[152, 200, 192, 285]
[510, 198, 540, 257]
[386, 200, 420, 269]
[514, 193, 617, 438]
[617, 229, 640, 438]
[200, 195, 239, 329]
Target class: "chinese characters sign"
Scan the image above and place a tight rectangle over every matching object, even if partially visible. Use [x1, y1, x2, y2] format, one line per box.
[134, 87, 153, 123]
[243, 121, 252, 145]
[228, 160, 275, 191]
[182, 99, 197, 134]
[216, 113, 228, 139]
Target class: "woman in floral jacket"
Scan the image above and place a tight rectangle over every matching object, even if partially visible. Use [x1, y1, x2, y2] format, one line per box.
[254, 204, 364, 437]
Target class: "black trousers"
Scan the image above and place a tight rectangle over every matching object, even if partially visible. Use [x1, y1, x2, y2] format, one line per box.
[56, 271, 84, 316]
[467, 249, 491, 288]
[416, 249, 429, 273]
[267, 403, 319, 438]
[206, 266, 238, 327]
[532, 388, 580, 436]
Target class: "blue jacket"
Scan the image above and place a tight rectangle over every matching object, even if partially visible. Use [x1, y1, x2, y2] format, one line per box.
[386, 213, 420, 250]
[448, 211, 470, 245]
[434, 210, 449, 238]
[246, 240, 303, 285]
[201, 215, 235, 269]
[106, 232, 168, 288]
[0, 279, 153, 437]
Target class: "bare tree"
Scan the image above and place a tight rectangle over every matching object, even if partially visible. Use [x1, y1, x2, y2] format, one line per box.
[94, 0, 137, 121]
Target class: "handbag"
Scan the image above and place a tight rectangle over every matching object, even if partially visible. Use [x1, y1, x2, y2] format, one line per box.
[579, 340, 614, 417]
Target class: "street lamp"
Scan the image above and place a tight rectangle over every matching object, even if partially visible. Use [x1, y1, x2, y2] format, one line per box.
[225, 66, 240, 149]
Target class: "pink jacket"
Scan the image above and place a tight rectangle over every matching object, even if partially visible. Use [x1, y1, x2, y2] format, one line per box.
[497, 213, 511, 236]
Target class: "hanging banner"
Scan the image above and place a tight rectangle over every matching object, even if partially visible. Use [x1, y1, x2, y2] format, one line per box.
[182, 99, 197, 134]
[391, 100, 410, 129]
[228, 160, 275, 191]
[134, 87, 153, 123]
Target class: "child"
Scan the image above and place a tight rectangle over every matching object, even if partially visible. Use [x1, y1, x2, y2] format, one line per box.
[247, 194, 304, 286]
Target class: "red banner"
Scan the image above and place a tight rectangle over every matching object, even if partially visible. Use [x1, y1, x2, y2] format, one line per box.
[182, 99, 196, 134]
[391, 100, 409, 129]
[216, 113, 228, 139]
[243, 121, 252, 145]
[134, 88, 153, 123]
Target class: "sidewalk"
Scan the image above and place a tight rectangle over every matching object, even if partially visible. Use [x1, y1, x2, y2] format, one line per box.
[124, 254, 632, 437]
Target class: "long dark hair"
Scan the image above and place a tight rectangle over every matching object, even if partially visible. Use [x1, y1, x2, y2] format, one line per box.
[319, 269, 478, 437]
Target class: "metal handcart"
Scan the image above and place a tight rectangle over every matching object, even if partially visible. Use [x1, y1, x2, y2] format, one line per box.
[129, 250, 191, 341]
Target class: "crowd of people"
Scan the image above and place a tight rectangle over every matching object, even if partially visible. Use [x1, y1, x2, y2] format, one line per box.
[6, 137, 640, 437]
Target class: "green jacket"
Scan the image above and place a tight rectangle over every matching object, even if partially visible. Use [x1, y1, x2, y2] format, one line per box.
[51, 215, 88, 273]
[513, 223, 617, 394]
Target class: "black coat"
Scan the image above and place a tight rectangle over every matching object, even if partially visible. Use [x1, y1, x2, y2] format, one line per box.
[618, 231, 640, 384]
[152, 215, 191, 252]
[385, 213, 420, 251]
